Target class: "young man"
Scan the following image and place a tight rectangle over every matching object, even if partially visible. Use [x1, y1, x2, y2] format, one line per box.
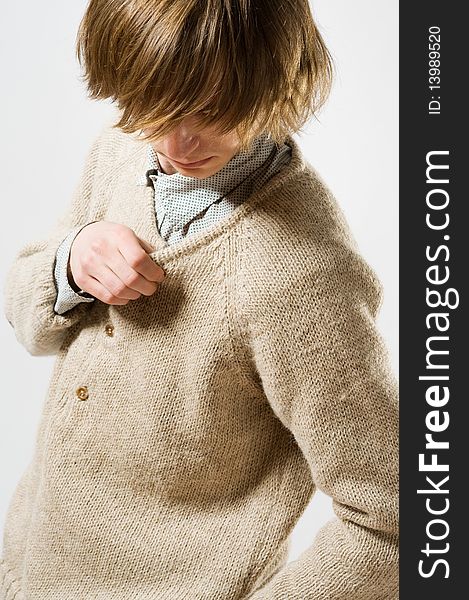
[1, 1, 399, 599]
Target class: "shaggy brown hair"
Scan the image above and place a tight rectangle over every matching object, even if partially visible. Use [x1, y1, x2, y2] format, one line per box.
[76, 0, 335, 151]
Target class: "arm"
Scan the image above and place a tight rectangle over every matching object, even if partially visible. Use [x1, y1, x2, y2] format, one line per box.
[53, 223, 98, 315]
[3, 131, 106, 356]
[242, 246, 399, 599]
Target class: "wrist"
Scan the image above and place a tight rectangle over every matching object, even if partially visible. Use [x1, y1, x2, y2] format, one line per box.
[67, 220, 99, 295]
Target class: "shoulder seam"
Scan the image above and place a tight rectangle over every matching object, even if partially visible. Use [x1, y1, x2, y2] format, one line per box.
[90, 126, 144, 191]
[222, 222, 264, 394]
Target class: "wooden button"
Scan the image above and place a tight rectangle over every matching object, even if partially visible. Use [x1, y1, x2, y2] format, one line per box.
[105, 324, 114, 336]
[76, 386, 89, 401]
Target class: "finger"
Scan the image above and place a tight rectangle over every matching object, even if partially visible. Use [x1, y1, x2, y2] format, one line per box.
[98, 257, 158, 298]
[119, 244, 166, 285]
[136, 236, 156, 254]
[83, 261, 145, 300]
[78, 272, 135, 306]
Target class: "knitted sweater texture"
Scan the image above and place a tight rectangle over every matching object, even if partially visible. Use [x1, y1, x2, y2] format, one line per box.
[52, 133, 291, 315]
[1, 123, 399, 599]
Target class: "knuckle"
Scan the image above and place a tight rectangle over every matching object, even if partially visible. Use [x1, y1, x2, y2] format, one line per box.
[89, 239, 104, 254]
[127, 250, 146, 270]
[115, 223, 130, 237]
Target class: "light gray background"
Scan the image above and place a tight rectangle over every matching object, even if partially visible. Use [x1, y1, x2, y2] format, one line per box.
[0, 1, 398, 563]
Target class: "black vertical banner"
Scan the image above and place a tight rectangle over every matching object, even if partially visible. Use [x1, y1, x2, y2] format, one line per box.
[400, 3, 466, 597]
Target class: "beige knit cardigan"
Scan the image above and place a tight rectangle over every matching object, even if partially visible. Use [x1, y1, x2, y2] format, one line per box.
[1, 124, 399, 599]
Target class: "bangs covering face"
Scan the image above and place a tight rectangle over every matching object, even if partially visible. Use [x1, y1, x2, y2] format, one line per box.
[76, 0, 335, 151]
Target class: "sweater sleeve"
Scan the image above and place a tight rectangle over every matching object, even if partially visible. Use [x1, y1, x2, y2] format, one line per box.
[2, 132, 106, 356]
[242, 245, 399, 600]
[53, 224, 98, 316]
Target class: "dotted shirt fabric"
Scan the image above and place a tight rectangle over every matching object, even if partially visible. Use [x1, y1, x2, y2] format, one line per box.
[53, 133, 292, 315]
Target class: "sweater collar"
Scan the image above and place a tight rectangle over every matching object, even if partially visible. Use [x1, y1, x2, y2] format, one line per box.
[125, 132, 303, 263]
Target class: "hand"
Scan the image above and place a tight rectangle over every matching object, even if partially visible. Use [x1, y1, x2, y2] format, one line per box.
[68, 221, 165, 306]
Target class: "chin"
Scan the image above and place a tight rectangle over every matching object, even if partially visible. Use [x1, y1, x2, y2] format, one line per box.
[179, 165, 220, 178]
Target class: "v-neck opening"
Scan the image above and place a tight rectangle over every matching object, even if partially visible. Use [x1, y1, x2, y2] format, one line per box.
[132, 134, 305, 266]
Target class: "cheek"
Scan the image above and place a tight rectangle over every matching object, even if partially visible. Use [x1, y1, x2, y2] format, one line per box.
[203, 123, 239, 148]
[219, 134, 241, 159]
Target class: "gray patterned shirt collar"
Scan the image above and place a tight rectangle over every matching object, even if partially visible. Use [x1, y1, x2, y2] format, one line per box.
[135, 132, 289, 227]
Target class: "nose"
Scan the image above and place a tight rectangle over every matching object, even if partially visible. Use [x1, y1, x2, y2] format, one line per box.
[164, 120, 200, 161]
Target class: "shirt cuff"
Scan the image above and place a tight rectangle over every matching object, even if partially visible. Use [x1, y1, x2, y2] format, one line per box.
[53, 224, 96, 315]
